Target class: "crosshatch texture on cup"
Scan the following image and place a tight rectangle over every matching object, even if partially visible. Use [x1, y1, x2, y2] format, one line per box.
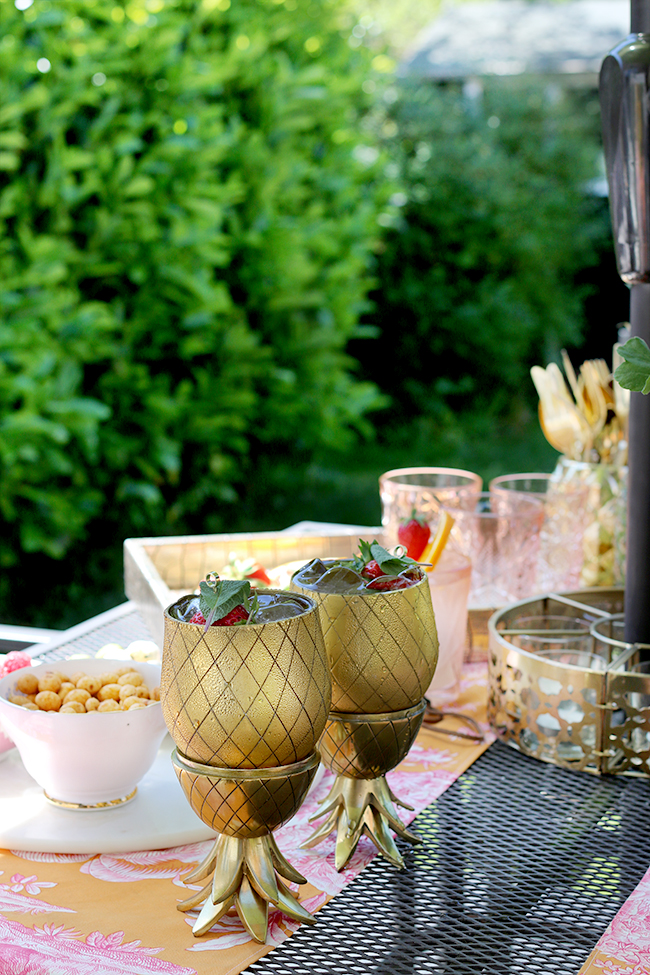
[292, 574, 438, 713]
[172, 752, 318, 837]
[161, 599, 331, 769]
[320, 702, 427, 779]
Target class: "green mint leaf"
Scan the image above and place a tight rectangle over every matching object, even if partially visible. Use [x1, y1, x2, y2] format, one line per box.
[369, 541, 417, 575]
[358, 540, 374, 564]
[246, 589, 260, 625]
[614, 336, 650, 393]
[347, 554, 367, 574]
[199, 576, 251, 625]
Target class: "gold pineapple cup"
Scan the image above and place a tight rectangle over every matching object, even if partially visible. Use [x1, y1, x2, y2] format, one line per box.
[292, 572, 438, 870]
[162, 592, 331, 942]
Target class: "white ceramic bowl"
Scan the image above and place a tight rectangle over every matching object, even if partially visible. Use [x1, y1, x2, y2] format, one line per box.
[0, 658, 167, 807]
[0, 725, 14, 759]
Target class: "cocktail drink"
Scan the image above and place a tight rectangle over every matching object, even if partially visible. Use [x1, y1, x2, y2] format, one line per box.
[161, 573, 331, 942]
[292, 545, 437, 713]
[425, 547, 472, 702]
[292, 541, 439, 869]
[379, 466, 482, 558]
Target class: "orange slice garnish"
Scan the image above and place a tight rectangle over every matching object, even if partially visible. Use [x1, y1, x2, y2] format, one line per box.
[419, 511, 455, 572]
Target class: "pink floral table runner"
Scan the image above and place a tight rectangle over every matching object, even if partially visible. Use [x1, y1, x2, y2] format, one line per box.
[578, 867, 650, 975]
[0, 664, 491, 975]
[2, 662, 646, 975]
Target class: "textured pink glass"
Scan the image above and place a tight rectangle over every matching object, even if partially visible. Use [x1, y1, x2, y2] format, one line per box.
[489, 473, 589, 593]
[379, 467, 482, 550]
[441, 492, 544, 610]
[425, 549, 472, 702]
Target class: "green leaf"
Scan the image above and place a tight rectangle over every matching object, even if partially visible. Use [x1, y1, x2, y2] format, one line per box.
[369, 541, 416, 576]
[0, 0, 386, 577]
[246, 588, 260, 624]
[614, 337, 650, 394]
[199, 576, 251, 625]
[358, 539, 374, 564]
[0, 153, 19, 172]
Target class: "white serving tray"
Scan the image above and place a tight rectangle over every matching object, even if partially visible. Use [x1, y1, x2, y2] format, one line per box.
[0, 736, 216, 854]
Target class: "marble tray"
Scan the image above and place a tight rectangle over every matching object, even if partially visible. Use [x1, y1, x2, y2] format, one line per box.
[0, 738, 326, 855]
[0, 736, 216, 854]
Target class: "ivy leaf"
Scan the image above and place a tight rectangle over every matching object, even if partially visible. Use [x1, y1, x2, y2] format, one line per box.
[614, 336, 650, 394]
[199, 576, 251, 628]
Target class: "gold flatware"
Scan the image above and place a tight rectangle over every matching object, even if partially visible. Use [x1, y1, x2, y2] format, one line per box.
[532, 365, 593, 459]
[533, 353, 628, 465]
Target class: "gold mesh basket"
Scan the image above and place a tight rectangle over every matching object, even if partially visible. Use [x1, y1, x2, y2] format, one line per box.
[488, 587, 650, 776]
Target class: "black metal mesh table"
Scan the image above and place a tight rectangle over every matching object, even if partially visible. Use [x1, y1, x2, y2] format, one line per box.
[246, 742, 650, 975]
[32, 604, 650, 974]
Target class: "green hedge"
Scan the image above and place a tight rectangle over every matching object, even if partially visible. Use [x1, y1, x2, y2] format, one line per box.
[351, 78, 609, 423]
[0, 0, 388, 570]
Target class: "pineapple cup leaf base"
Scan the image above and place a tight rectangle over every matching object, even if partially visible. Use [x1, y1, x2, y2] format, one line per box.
[304, 700, 426, 870]
[172, 750, 320, 943]
[303, 772, 421, 870]
[178, 833, 316, 942]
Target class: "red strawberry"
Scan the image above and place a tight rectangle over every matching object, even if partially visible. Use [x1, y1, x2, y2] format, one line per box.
[245, 564, 272, 586]
[0, 651, 32, 679]
[215, 605, 249, 625]
[361, 559, 384, 580]
[188, 605, 249, 626]
[366, 575, 413, 591]
[397, 513, 430, 561]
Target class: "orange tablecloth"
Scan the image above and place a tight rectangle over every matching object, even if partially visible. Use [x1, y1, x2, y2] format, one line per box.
[1, 663, 648, 975]
[0, 665, 493, 974]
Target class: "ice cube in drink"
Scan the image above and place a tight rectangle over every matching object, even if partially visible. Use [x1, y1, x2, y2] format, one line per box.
[294, 558, 329, 585]
[171, 591, 310, 625]
[293, 558, 423, 595]
[249, 592, 310, 623]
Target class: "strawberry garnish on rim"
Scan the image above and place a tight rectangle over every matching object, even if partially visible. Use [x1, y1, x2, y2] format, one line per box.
[189, 605, 249, 627]
[190, 572, 260, 629]
[397, 510, 431, 561]
[361, 559, 384, 580]
[365, 575, 412, 591]
[350, 540, 423, 591]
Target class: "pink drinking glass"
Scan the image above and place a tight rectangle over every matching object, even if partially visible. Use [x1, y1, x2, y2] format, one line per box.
[379, 467, 480, 702]
[379, 467, 483, 550]
[441, 491, 544, 610]
[489, 473, 589, 593]
[424, 548, 472, 702]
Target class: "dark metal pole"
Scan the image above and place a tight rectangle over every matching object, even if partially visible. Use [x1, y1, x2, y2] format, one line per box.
[626, 285, 650, 646]
[632, 0, 650, 33]
[627, 0, 650, 649]
[600, 0, 650, 653]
